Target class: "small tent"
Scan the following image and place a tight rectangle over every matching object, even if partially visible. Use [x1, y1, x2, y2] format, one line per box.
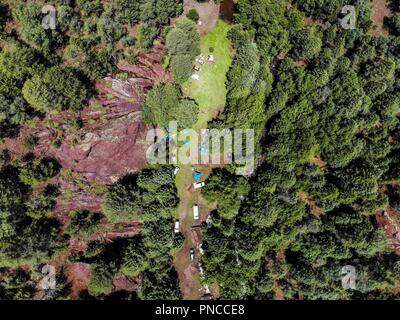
[192, 171, 202, 180]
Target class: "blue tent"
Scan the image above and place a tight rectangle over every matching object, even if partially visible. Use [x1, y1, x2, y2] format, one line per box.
[165, 132, 174, 142]
[199, 145, 208, 153]
[192, 171, 202, 180]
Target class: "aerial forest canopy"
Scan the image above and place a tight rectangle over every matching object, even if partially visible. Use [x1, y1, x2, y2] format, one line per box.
[0, 0, 184, 300]
[203, 0, 400, 299]
[0, 0, 400, 301]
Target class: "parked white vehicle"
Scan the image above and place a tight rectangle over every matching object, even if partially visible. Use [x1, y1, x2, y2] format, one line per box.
[174, 220, 180, 233]
[193, 182, 205, 189]
[193, 205, 199, 220]
[190, 248, 195, 261]
[199, 243, 204, 255]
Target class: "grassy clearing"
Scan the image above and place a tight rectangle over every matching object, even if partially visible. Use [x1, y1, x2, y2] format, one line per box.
[182, 20, 232, 129]
[173, 20, 232, 299]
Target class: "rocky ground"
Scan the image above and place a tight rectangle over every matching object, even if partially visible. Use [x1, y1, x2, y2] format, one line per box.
[4, 44, 172, 299]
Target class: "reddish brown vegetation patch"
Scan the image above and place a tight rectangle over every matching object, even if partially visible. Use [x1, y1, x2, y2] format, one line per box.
[370, 0, 393, 36]
[55, 186, 102, 215]
[65, 263, 91, 300]
[304, 17, 324, 27]
[3, 46, 171, 299]
[118, 45, 172, 82]
[112, 275, 138, 293]
[298, 191, 323, 217]
[6, 45, 169, 186]
[220, 0, 235, 22]
[4, 45, 172, 215]
[52, 112, 150, 185]
[377, 208, 400, 254]
[69, 221, 144, 254]
[311, 155, 327, 170]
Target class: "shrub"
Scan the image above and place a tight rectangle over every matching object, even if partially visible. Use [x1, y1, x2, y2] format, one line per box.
[87, 262, 115, 296]
[186, 9, 200, 23]
[170, 54, 193, 84]
[22, 135, 38, 150]
[84, 241, 105, 259]
[102, 167, 179, 223]
[126, 49, 138, 65]
[166, 18, 200, 83]
[143, 83, 199, 129]
[26, 193, 56, 219]
[101, 175, 142, 222]
[19, 157, 61, 186]
[22, 66, 90, 113]
[120, 237, 149, 277]
[0, 149, 10, 169]
[65, 211, 103, 238]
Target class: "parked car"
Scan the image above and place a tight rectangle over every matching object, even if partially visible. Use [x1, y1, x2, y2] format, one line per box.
[174, 220, 180, 233]
[193, 205, 199, 220]
[190, 248, 195, 261]
[193, 182, 205, 189]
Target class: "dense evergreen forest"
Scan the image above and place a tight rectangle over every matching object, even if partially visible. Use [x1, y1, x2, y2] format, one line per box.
[202, 0, 400, 299]
[0, 0, 184, 300]
[0, 0, 400, 300]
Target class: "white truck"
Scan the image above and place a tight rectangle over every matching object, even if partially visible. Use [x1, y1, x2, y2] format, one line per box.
[193, 205, 199, 220]
[174, 220, 180, 233]
[193, 182, 205, 189]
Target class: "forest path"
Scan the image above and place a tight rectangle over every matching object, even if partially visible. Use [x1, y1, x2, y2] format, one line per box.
[369, 0, 392, 36]
[173, 20, 232, 300]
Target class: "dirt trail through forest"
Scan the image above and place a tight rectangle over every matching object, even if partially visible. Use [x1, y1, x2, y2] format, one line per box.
[173, 3, 234, 300]
[370, 0, 392, 36]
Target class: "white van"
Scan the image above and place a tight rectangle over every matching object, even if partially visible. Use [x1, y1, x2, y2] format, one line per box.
[190, 248, 195, 261]
[174, 220, 180, 233]
[193, 205, 199, 220]
[193, 182, 205, 189]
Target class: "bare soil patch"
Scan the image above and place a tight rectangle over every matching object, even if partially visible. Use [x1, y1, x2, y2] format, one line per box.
[376, 208, 400, 255]
[298, 191, 323, 217]
[112, 275, 138, 293]
[370, 0, 393, 36]
[183, 0, 220, 34]
[220, 0, 235, 22]
[64, 262, 91, 300]
[311, 155, 327, 170]
[304, 17, 324, 27]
